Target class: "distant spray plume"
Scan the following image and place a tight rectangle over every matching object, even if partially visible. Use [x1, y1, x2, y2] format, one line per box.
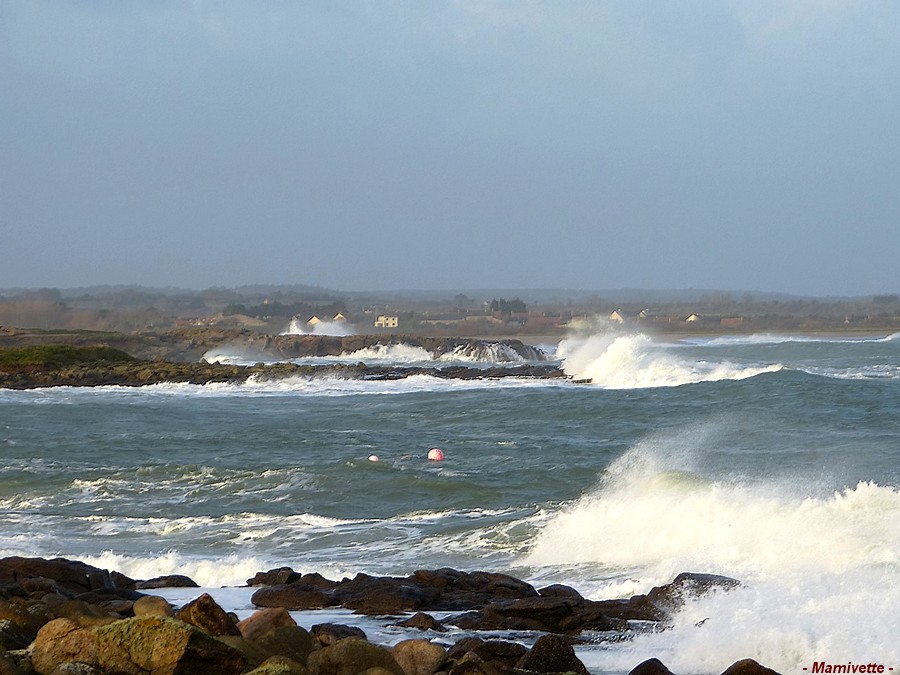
[558, 320, 781, 388]
[282, 316, 356, 337]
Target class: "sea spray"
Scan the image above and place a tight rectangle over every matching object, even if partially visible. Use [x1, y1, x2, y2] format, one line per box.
[558, 330, 782, 388]
[525, 439, 900, 672]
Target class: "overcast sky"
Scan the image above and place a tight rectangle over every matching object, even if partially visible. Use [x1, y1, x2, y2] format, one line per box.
[2, 1, 898, 296]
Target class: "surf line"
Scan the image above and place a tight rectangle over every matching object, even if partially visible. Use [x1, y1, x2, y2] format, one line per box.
[804, 663, 894, 673]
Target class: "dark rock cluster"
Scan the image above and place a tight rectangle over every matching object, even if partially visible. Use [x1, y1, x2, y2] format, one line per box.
[0, 556, 774, 675]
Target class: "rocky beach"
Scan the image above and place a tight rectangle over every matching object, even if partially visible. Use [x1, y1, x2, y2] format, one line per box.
[0, 555, 778, 675]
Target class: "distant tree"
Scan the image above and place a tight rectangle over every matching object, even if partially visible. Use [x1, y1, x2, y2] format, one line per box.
[489, 297, 527, 315]
[873, 294, 899, 304]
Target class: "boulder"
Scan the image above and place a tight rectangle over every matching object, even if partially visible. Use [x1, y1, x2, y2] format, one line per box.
[719, 659, 782, 675]
[447, 637, 526, 671]
[391, 639, 447, 675]
[238, 607, 298, 642]
[251, 626, 314, 665]
[248, 568, 303, 587]
[332, 574, 440, 615]
[646, 572, 740, 611]
[246, 655, 309, 674]
[252, 584, 333, 611]
[628, 658, 675, 675]
[310, 623, 367, 648]
[94, 615, 246, 674]
[0, 558, 115, 597]
[395, 612, 446, 632]
[515, 634, 589, 675]
[134, 574, 199, 590]
[175, 592, 241, 637]
[132, 595, 175, 618]
[307, 638, 404, 675]
[0, 653, 28, 675]
[0, 619, 34, 651]
[30, 618, 100, 675]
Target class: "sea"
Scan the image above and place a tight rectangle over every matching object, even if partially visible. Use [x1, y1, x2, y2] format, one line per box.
[1, 327, 898, 674]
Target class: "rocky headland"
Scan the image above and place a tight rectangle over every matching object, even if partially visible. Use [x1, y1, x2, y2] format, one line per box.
[0, 555, 779, 675]
[0, 329, 564, 390]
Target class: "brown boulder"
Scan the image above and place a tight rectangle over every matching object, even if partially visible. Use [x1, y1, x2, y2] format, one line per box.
[31, 618, 100, 675]
[238, 607, 298, 642]
[134, 574, 199, 590]
[447, 637, 526, 671]
[0, 557, 114, 597]
[307, 638, 405, 675]
[395, 612, 446, 632]
[252, 583, 333, 611]
[176, 592, 241, 636]
[248, 568, 303, 587]
[132, 595, 175, 618]
[94, 615, 246, 674]
[252, 626, 314, 665]
[391, 639, 447, 675]
[310, 623, 367, 648]
[515, 634, 589, 675]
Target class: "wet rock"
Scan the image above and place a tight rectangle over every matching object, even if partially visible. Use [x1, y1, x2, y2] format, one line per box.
[646, 572, 740, 610]
[334, 574, 440, 615]
[447, 637, 526, 672]
[516, 634, 589, 675]
[248, 568, 303, 587]
[537, 583, 584, 600]
[307, 638, 404, 675]
[252, 583, 334, 611]
[176, 592, 241, 637]
[719, 658, 782, 675]
[310, 623, 367, 648]
[394, 612, 446, 632]
[391, 639, 447, 675]
[134, 574, 199, 590]
[252, 626, 314, 665]
[628, 657, 675, 675]
[0, 558, 115, 598]
[238, 607, 298, 642]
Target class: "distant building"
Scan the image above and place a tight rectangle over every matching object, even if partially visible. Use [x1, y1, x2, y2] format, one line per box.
[332, 313, 346, 322]
[684, 314, 702, 323]
[609, 309, 625, 323]
[374, 315, 399, 328]
[307, 316, 321, 327]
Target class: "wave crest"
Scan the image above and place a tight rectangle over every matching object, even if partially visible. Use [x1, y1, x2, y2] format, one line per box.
[559, 332, 782, 388]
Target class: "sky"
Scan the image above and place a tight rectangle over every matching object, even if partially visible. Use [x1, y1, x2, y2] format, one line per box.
[1, 1, 898, 297]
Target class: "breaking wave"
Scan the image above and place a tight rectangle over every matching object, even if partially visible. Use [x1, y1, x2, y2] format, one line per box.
[524, 435, 900, 672]
[559, 332, 782, 388]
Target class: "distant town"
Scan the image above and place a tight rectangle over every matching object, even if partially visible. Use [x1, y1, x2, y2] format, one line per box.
[1, 286, 898, 337]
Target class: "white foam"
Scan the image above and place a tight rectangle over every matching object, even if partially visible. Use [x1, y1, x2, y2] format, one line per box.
[282, 318, 355, 337]
[524, 439, 900, 672]
[558, 332, 782, 388]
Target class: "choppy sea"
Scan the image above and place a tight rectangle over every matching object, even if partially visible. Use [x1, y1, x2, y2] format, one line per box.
[1, 328, 898, 673]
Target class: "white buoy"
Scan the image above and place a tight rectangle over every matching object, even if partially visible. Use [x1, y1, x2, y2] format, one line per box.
[368, 454, 380, 462]
[427, 448, 444, 461]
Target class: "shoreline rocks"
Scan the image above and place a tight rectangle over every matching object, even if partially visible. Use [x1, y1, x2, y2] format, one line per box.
[0, 556, 773, 675]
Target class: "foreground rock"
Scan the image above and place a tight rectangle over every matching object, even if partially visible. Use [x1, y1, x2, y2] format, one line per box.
[0, 556, 778, 675]
[249, 565, 739, 635]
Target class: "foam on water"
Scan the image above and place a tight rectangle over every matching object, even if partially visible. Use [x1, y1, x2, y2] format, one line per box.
[559, 332, 782, 388]
[524, 438, 900, 671]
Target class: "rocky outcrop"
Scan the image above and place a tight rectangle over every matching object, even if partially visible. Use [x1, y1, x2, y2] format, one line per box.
[0, 556, 777, 675]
